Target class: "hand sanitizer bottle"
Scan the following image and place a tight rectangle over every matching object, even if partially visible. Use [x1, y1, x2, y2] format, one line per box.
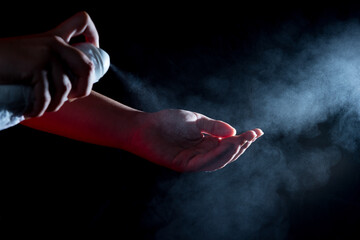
[0, 43, 110, 130]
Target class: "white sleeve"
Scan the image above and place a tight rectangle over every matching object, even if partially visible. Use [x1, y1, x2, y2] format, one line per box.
[0, 85, 32, 130]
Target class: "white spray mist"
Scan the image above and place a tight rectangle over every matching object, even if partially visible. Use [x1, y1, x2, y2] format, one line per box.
[111, 19, 360, 239]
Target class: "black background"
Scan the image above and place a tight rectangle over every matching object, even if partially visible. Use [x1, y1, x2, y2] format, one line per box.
[1, 2, 360, 239]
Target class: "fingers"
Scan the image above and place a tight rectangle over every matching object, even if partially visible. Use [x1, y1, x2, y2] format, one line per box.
[230, 138, 253, 164]
[46, 11, 98, 99]
[229, 128, 264, 164]
[253, 128, 264, 138]
[46, 57, 72, 112]
[201, 137, 245, 171]
[25, 59, 73, 117]
[188, 128, 264, 172]
[200, 133, 251, 171]
[50, 11, 99, 47]
[195, 113, 237, 137]
[49, 36, 95, 99]
[25, 51, 91, 117]
[25, 71, 51, 118]
[18, 12, 99, 119]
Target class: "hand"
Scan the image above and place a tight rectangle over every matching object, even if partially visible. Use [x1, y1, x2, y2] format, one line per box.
[130, 109, 264, 172]
[0, 11, 99, 117]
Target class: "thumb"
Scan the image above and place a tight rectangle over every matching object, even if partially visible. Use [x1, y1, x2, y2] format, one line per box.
[195, 113, 237, 137]
[50, 11, 99, 47]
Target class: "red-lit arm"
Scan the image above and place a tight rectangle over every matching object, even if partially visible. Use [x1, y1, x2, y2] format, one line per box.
[22, 91, 263, 172]
[21, 91, 142, 151]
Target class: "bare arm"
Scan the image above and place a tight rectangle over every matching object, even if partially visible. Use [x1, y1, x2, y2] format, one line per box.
[22, 91, 263, 172]
[22, 91, 142, 151]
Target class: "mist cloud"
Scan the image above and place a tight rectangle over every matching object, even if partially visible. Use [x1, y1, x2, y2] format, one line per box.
[111, 17, 360, 239]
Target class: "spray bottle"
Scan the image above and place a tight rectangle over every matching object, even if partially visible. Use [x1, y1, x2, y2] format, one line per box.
[0, 43, 110, 130]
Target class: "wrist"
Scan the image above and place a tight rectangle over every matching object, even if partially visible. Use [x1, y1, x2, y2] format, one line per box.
[121, 110, 158, 156]
[114, 109, 149, 151]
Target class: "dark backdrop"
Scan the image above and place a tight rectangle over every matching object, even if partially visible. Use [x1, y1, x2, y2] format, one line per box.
[1, 2, 360, 239]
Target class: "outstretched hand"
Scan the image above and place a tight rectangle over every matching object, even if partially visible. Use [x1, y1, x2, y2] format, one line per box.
[130, 109, 263, 172]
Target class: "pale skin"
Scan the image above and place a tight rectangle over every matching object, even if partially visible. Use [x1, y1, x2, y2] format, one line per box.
[2, 12, 264, 172]
[22, 92, 263, 172]
[0, 11, 98, 116]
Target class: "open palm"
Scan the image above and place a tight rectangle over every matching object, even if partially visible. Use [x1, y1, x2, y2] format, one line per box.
[130, 109, 263, 172]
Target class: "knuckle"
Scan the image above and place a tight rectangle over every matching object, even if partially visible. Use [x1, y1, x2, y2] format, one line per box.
[40, 92, 51, 105]
[75, 11, 89, 22]
[46, 35, 67, 51]
[76, 61, 94, 97]
[44, 35, 63, 49]
[49, 35, 64, 44]
[34, 85, 51, 104]
[238, 136, 247, 146]
[81, 11, 90, 23]
[59, 77, 72, 94]
[38, 36, 63, 57]
[84, 60, 95, 76]
[64, 78, 72, 92]
[79, 60, 95, 82]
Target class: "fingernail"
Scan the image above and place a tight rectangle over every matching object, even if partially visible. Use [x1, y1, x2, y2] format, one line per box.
[244, 131, 256, 141]
[259, 129, 264, 136]
[255, 128, 264, 138]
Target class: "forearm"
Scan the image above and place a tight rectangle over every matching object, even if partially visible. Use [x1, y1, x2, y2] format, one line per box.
[21, 91, 144, 151]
